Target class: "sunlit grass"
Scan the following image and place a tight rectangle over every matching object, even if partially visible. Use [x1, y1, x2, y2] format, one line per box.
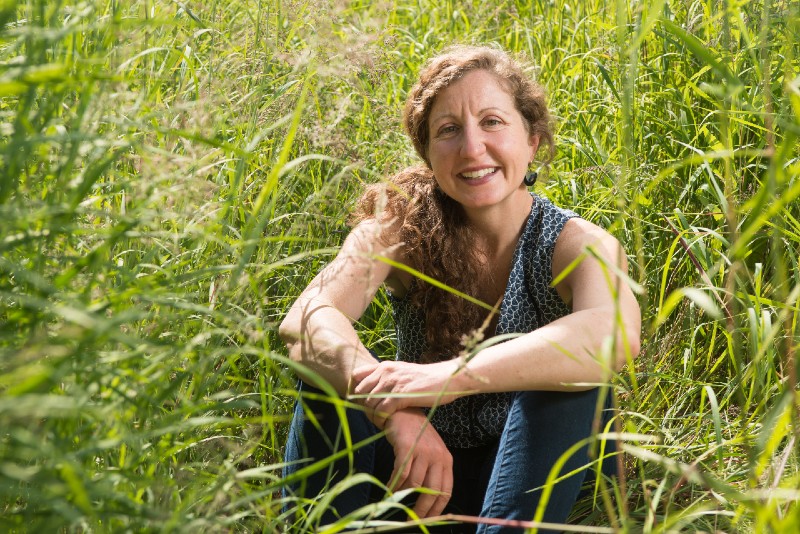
[1, 0, 798, 531]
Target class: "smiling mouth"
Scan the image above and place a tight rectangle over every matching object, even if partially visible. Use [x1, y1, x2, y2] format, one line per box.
[460, 167, 498, 179]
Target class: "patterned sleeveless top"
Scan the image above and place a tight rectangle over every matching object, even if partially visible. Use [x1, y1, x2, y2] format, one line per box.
[387, 194, 579, 448]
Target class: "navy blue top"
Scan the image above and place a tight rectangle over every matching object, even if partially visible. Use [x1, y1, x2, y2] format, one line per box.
[387, 194, 579, 448]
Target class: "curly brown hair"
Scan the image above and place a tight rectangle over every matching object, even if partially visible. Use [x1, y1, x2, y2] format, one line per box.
[351, 45, 554, 362]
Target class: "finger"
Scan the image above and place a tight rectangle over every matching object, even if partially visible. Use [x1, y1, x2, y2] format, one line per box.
[371, 409, 388, 429]
[412, 462, 444, 518]
[389, 448, 415, 491]
[351, 369, 379, 396]
[428, 464, 452, 517]
[412, 472, 449, 518]
[351, 363, 378, 383]
[429, 492, 450, 518]
[367, 397, 398, 428]
[360, 398, 387, 429]
[400, 465, 427, 495]
[417, 457, 453, 518]
[371, 393, 407, 423]
[413, 490, 439, 519]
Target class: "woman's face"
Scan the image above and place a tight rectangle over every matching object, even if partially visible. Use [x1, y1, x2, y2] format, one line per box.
[426, 69, 538, 214]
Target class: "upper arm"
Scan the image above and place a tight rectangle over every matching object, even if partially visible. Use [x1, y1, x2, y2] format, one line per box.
[282, 219, 403, 333]
[552, 218, 642, 353]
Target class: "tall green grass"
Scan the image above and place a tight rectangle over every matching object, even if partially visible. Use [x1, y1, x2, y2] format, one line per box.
[1, 0, 798, 531]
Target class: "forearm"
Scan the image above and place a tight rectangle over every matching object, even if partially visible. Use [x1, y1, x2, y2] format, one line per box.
[455, 307, 640, 394]
[351, 304, 640, 422]
[279, 220, 401, 396]
[280, 300, 376, 396]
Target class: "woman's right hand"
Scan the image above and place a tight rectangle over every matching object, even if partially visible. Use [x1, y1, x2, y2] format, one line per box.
[383, 408, 453, 518]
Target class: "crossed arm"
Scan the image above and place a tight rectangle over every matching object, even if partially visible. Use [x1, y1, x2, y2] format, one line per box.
[352, 218, 642, 425]
[279, 217, 641, 518]
[279, 220, 455, 516]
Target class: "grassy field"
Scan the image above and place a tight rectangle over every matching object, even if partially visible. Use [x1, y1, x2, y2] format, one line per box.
[1, 0, 799, 531]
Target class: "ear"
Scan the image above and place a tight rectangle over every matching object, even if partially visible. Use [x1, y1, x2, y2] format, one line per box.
[528, 134, 540, 160]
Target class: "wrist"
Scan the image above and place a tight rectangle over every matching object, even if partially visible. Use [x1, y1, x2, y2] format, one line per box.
[387, 407, 426, 422]
[385, 407, 426, 429]
[384, 408, 429, 440]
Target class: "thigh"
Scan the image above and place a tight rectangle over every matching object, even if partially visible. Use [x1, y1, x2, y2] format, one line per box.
[479, 388, 603, 532]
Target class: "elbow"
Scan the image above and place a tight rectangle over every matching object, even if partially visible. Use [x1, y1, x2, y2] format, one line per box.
[278, 314, 302, 357]
[626, 330, 641, 362]
[613, 325, 641, 372]
[615, 300, 642, 371]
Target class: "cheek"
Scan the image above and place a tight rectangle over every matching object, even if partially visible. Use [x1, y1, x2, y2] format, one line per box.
[513, 138, 534, 164]
[500, 138, 530, 165]
[427, 143, 452, 171]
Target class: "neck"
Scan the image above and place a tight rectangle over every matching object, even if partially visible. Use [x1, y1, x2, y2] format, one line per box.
[463, 192, 533, 255]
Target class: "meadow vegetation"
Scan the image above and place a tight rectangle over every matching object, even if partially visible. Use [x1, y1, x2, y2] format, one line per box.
[1, 0, 799, 531]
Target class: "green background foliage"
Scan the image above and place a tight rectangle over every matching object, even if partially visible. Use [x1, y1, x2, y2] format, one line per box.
[1, 0, 798, 531]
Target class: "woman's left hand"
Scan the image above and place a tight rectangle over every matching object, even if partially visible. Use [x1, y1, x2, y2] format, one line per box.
[351, 360, 468, 427]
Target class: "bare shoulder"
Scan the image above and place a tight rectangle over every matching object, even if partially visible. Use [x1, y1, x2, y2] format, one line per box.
[334, 218, 401, 263]
[553, 218, 626, 270]
[552, 218, 629, 305]
[341, 218, 412, 296]
[293, 219, 403, 318]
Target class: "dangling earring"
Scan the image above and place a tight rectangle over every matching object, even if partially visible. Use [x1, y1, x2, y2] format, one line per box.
[523, 170, 538, 187]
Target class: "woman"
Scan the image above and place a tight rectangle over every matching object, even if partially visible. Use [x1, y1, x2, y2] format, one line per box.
[279, 45, 641, 532]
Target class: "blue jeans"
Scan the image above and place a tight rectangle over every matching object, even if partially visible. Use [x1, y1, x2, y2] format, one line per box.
[283, 382, 616, 533]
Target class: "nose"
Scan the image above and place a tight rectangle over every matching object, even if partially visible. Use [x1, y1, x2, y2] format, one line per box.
[459, 123, 486, 158]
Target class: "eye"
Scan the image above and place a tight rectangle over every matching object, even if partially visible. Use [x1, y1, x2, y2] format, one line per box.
[483, 117, 504, 128]
[436, 124, 459, 137]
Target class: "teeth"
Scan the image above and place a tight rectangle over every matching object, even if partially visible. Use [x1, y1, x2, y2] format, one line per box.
[461, 167, 496, 179]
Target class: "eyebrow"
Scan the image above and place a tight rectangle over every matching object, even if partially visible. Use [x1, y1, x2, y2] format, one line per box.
[430, 107, 509, 126]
